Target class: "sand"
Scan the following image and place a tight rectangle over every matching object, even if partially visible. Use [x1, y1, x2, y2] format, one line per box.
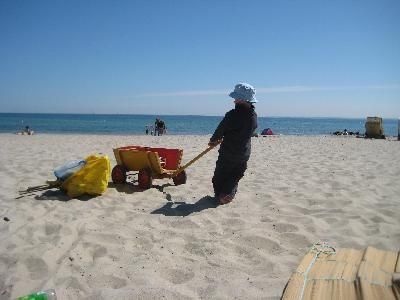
[0, 133, 399, 299]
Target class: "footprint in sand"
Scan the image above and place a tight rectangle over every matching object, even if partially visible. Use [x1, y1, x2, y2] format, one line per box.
[260, 216, 272, 223]
[92, 245, 107, 260]
[125, 236, 154, 252]
[168, 219, 200, 230]
[197, 283, 218, 299]
[318, 214, 349, 227]
[378, 209, 397, 218]
[322, 217, 349, 227]
[221, 218, 245, 228]
[370, 215, 385, 223]
[90, 233, 123, 244]
[56, 276, 87, 292]
[44, 222, 62, 236]
[241, 235, 283, 254]
[280, 233, 311, 249]
[286, 205, 313, 216]
[24, 256, 49, 279]
[184, 241, 216, 257]
[87, 274, 127, 289]
[226, 211, 241, 218]
[273, 223, 299, 233]
[259, 200, 274, 208]
[160, 268, 195, 284]
[230, 244, 274, 275]
[323, 192, 335, 198]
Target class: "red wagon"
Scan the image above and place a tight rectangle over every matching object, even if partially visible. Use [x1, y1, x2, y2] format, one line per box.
[111, 143, 220, 190]
[111, 145, 187, 189]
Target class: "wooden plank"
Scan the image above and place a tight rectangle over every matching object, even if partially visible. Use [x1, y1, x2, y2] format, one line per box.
[356, 247, 398, 300]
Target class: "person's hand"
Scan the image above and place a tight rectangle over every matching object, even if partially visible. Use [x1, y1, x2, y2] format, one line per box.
[208, 140, 221, 147]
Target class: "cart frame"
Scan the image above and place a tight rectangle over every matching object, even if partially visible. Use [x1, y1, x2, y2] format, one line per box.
[111, 145, 186, 189]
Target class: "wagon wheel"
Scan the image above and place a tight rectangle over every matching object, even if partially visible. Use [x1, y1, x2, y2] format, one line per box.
[138, 168, 153, 189]
[111, 165, 127, 184]
[173, 170, 187, 186]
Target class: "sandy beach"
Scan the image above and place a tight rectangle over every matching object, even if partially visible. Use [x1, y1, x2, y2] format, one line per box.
[0, 133, 399, 299]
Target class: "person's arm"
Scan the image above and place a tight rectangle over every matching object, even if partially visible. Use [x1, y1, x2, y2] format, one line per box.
[252, 112, 258, 135]
[209, 112, 230, 146]
[208, 139, 221, 147]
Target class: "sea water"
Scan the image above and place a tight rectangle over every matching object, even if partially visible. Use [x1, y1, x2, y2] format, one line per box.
[0, 113, 398, 136]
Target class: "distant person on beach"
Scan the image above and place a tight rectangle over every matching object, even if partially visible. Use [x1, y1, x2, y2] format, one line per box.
[154, 118, 166, 135]
[208, 83, 258, 205]
[25, 126, 33, 135]
[154, 118, 160, 136]
[158, 119, 166, 135]
[17, 126, 34, 135]
[145, 126, 149, 135]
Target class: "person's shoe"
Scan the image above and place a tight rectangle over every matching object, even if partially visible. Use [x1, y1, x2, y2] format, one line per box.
[219, 193, 234, 205]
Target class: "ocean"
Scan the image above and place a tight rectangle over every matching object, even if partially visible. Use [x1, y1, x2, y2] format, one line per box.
[0, 113, 398, 137]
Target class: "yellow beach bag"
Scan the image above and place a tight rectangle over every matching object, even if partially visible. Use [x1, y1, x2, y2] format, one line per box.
[61, 155, 111, 198]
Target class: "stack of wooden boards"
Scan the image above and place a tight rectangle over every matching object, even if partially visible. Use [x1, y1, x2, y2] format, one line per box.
[282, 243, 400, 299]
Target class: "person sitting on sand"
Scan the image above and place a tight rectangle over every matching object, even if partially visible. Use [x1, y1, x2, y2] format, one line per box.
[208, 83, 258, 205]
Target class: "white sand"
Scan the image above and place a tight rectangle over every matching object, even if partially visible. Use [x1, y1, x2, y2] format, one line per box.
[0, 134, 399, 299]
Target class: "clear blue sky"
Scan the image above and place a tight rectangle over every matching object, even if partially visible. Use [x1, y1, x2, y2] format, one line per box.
[1, 0, 399, 117]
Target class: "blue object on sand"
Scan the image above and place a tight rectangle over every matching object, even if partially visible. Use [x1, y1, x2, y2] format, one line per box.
[54, 159, 86, 181]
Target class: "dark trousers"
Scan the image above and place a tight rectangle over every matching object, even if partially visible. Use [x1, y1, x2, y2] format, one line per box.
[212, 157, 247, 198]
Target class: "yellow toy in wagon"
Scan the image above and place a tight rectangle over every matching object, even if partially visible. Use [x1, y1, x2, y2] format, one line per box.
[111, 144, 219, 189]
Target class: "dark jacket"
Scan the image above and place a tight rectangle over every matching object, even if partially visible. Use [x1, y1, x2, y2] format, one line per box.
[210, 104, 258, 162]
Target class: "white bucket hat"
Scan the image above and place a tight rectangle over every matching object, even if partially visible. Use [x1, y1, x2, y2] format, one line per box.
[229, 82, 257, 103]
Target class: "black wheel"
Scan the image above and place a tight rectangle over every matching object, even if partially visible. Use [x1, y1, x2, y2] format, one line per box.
[138, 168, 153, 189]
[111, 165, 127, 184]
[173, 170, 187, 186]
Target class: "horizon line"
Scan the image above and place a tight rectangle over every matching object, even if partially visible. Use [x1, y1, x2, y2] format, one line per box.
[0, 112, 398, 120]
[136, 84, 400, 98]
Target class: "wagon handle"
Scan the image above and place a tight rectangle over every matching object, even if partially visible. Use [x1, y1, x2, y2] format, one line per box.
[172, 140, 221, 177]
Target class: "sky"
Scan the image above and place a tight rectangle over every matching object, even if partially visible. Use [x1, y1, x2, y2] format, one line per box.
[0, 0, 399, 118]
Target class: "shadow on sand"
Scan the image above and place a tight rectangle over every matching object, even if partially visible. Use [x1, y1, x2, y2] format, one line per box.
[151, 196, 219, 217]
[33, 189, 98, 201]
[23, 181, 176, 202]
[19, 181, 219, 214]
